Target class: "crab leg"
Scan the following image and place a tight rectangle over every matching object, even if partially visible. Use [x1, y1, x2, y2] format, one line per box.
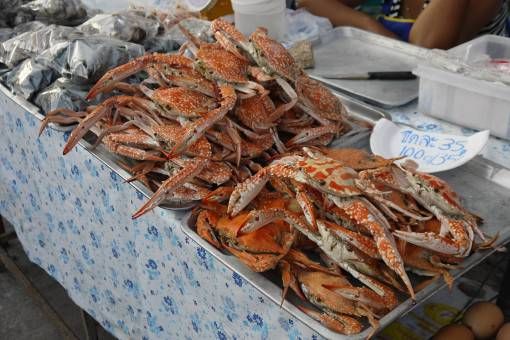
[210, 18, 251, 61]
[286, 124, 340, 147]
[39, 108, 87, 136]
[317, 220, 380, 259]
[394, 216, 473, 257]
[225, 118, 242, 167]
[332, 196, 415, 299]
[167, 84, 237, 158]
[63, 96, 134, 155]
[298, 306, 363, 335]
[87, 53, 193, 100]
[132, 137, 212, 218]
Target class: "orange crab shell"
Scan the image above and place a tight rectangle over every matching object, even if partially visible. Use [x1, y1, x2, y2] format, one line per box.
[235, 94, 275, 130]
[296, 75, 345, 122]
[152, 87, 216, 117]
[196, 45, 250, 83]
[250, 28, 299, 81]
[296, 158, 361, 196]
[317, 148, 396, 170]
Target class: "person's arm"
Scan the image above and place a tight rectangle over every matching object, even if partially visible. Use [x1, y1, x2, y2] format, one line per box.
[409, 0, 502, 49]
[297, 0, 398, 39]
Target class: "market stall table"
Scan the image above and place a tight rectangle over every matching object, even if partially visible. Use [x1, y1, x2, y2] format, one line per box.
[2, 79, 510, 339]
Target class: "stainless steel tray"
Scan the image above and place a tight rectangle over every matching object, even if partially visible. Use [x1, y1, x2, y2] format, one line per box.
[181, 141, 510, 339]
[308, 27, 428, 108]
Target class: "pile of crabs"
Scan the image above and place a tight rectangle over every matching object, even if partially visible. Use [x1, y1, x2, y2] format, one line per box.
[39, 19, 493, 336]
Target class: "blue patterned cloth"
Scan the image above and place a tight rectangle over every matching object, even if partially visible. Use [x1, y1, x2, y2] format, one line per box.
[2, 84, 510, 339]
[0, 88, 321, 340]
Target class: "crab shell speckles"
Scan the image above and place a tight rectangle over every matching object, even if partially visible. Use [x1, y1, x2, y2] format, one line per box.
[250, 29, 299, 81]
[152, 87, 217, 117]
[196, 45, 250, 84]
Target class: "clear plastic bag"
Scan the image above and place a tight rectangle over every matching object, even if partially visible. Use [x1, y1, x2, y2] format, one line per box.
[282, 8, 332, 48]
[35, 77, 89, 113]
[165, 17, 212, 45]
[21, 0, 88, 26]
[12, 21, 47, 35]
[0, 28, 14, 43]
[1, 58, 56, 100]
[0, 25, 81, 67]
[36, 36, 145, 83]
[78, 12, 162, 43]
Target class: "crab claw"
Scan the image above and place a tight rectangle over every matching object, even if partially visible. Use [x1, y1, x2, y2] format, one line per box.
[333, 197, 416, 300]
[132, 158, 207, 219]
[86, 53, 193, 100]
[286, 124, 340, 147]
[297, 306, 363, 335]
[63, 96, 133, 155]
[393, 229, 469, 257]
[210, 18, 251, 61]
[196, 210, 221, 248]
[317, 220, 380, 259]
[167, 84, 237, 158]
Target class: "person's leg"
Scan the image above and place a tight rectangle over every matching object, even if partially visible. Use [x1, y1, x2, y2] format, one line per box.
[297, 0, 397, 38]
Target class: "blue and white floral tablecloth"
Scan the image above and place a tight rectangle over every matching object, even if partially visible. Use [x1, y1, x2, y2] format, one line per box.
[1, 88, 510, 339]
[0, 91, 320, 340]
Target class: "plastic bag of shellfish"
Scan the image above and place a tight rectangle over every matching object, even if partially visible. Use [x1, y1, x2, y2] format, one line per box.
[0, 25, 82, 68]
[143, 35, 180, 53]
[0, 28, 14, 43]
[34, 77, 90, 113]
[0, 0, 34, 27]
[12, 21, 47, 35]
[78, 12, 162, 43]
[1, 58, 56, 100]
[35, 36, 145, 84]
[21, 0, 88, 26]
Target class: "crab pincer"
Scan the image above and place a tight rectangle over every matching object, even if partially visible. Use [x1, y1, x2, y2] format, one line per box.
[166, 84, 237, 158]
[86, 53, 193, 100]
[131, 137, 212, 219]
[62, 96, 134, 155]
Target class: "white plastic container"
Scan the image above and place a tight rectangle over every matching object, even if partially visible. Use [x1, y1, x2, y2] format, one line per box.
[415, 35, 510, 140]
[231, 0, 287, 41]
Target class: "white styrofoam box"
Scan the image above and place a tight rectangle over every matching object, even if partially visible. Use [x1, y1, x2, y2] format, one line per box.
[415, 35, 510, 140]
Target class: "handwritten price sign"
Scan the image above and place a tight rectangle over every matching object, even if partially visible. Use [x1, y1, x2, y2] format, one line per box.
[399, 130, 468, 167]
[370, 119, 489, 173]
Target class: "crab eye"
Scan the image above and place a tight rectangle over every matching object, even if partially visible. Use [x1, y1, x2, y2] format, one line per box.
[317, 179, 326, 186]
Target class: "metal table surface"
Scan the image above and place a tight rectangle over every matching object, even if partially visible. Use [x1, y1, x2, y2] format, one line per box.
[1, 85, 510, 339]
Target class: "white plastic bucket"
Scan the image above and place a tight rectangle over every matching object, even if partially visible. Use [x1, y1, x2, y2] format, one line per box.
[231, 0, 287, 41]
